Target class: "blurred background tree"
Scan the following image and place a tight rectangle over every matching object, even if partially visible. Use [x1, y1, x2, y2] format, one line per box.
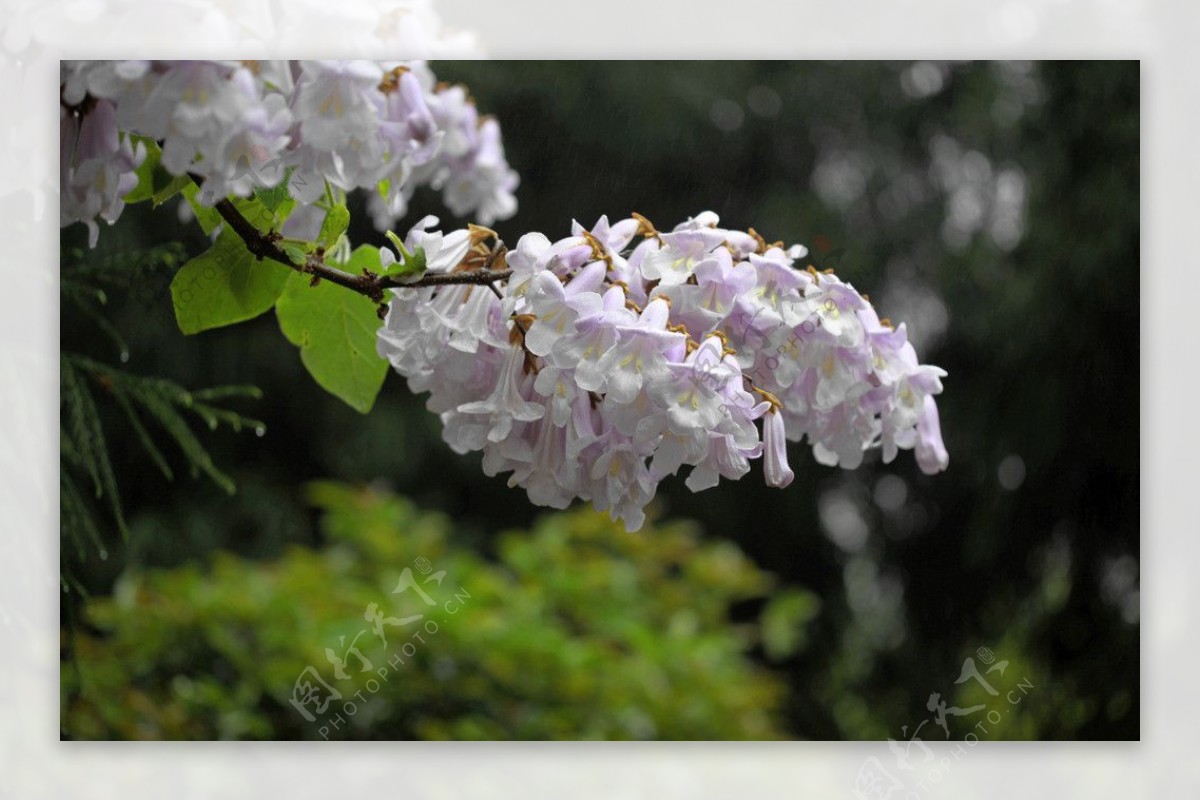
[60, 61, 1138, 740]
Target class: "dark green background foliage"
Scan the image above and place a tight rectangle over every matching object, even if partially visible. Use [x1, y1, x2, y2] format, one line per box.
[60, 61, 1138, 740]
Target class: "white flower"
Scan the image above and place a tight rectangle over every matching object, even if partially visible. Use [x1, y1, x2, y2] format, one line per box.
[456, 343, 545, 442]
[293, 60, 384, 152]
[762, 409, 795, 489]
[522, 265, 605, 356]
[377, 212, 950, 530]
[60, 99, 144, 247]
[593, 299, 685, 404]
[61, 60, 519, 245]
[640, 228, 726, 286]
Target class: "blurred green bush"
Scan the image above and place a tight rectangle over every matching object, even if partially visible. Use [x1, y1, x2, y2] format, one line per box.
[62, 482, 818, 740]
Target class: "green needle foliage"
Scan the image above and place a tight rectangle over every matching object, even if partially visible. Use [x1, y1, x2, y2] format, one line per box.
[60, 353, 264, 561]
[60, 241, 266, 568]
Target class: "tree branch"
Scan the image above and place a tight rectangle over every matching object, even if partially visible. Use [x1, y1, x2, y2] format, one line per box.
[191, 175, 512, 304]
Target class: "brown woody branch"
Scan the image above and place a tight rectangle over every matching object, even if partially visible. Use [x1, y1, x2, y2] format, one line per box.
[190, 175, 512, 304]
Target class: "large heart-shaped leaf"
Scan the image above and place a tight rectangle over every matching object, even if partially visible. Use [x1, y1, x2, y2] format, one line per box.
[275, 246, 387, 413]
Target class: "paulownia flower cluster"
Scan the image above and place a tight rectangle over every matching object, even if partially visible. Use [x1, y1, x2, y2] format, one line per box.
[377, 213, 948, 530]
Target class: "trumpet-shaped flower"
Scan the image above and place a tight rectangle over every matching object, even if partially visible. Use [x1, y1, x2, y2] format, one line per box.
[377, 213, 949, 530]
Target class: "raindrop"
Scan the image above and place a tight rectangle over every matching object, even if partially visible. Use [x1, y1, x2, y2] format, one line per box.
[819, 489, 870, 553]
[998, 454, 1026, 491]
[254, 426, 266, 437]
[900, 61, 945, 99]
[991, 96, 1025, 127]
[1121, 591, 1140, 625]
[119, 349, 130, 363]
[812, 150, 871, 211]
[873, 474, 908, 512]
[709, 99, 744, 133]
[746, 85, 782, 118]
[99, 548, 108, 561]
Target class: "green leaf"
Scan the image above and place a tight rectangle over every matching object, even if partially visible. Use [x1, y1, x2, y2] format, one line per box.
[181, 184, 295, 237]
[124, 136, 192, 207]
[232, 194, 294, 234]
[332, 243, 381, 272]
[124, 137, 162, 204]
[181, 183, 224, 235]
[276, 246, 387, 413]
[760, 589, 821, 661]
[254, 171, 293, 214]
[170, 228, 291, 334]
[152, 173, 191, 207]
[317, 203, 350, 249]
[387, 245, 426, 281]
[280, 243, 308, 265]
[380, 231, 426, 281]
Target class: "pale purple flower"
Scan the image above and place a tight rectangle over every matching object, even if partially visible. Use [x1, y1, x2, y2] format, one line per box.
[457, 343, 545, 443]
[61, 60, 519, 244]
[60, 99, 144, 247]
[376, 212, 949, 529]
[762, 409, 795, 489]
[640, 228, 726, 286]
[915, 394, 950, 474]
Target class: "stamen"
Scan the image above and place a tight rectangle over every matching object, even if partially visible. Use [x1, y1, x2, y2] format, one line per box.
[750, 384, 784, 412]
[631, 212, 663, 243]
[468, 223, 497, 246]
[378, 65, 410, 94]
[579, 229, 614, 270]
